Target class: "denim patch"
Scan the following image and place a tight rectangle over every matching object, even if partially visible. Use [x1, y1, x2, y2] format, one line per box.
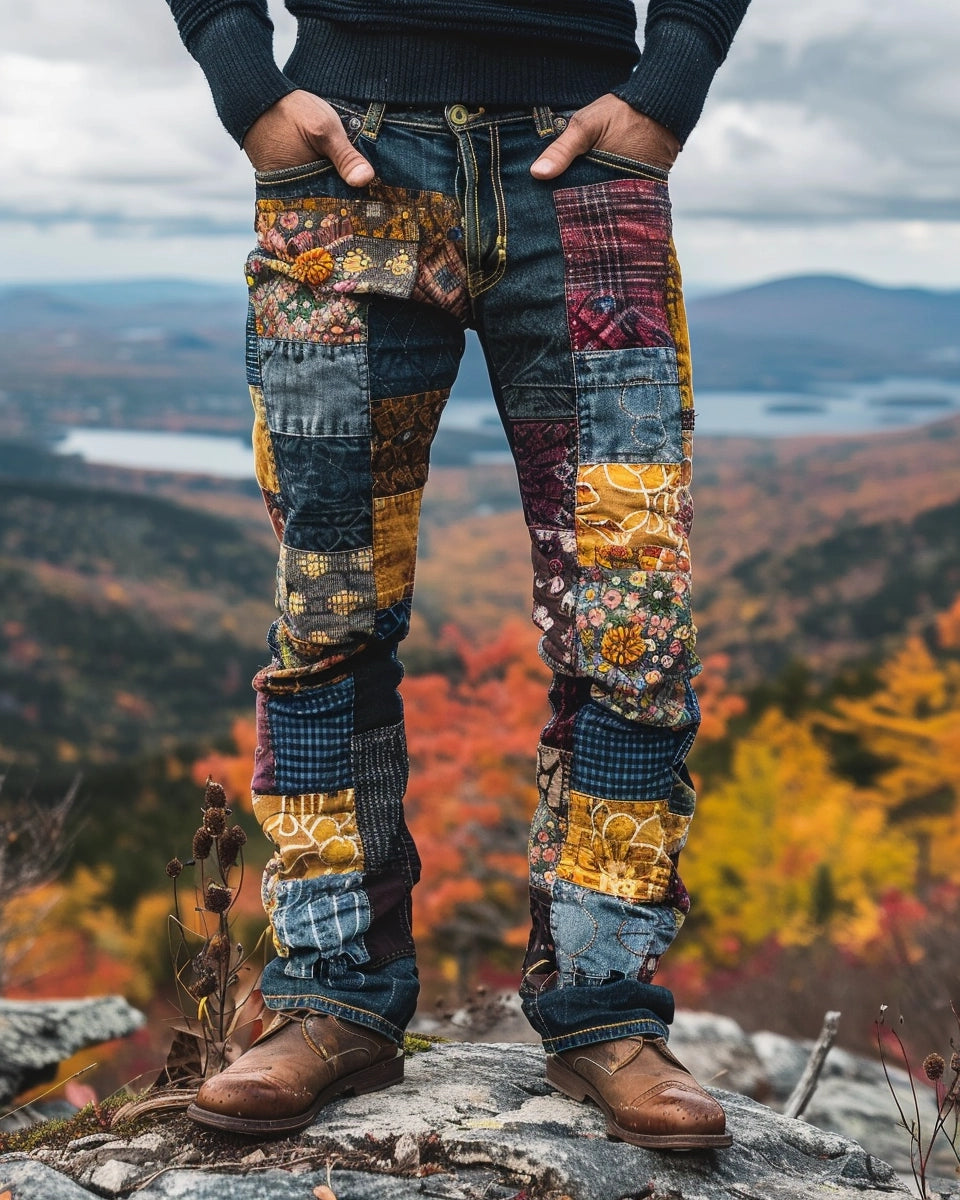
[374, 598, 412, 644]
[575, 347, 682, 464]
[277, 543, 376, 652]
[550, 878, 678, 986]
[259, 340, 369, 437]
[367, 298, 463, 402]
[271, 432, 372, 552]
[513, 420, 577, 529]
[499, 382, 578, 421]
[572, 702, 681, 801]
[262, 868, 371, 979]
[266, 676, 354, 794]
[245, 304, 262, 386]
[351, 722, 409, 872]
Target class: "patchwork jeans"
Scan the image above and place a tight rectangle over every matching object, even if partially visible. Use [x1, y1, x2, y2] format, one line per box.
[245, 99, 701, 1052]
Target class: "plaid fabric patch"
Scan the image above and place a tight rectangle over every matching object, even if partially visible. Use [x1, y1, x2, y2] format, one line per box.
[571, 701, 686, 800]
[267, 677, 354, 794]
[554, 178, 673, 352]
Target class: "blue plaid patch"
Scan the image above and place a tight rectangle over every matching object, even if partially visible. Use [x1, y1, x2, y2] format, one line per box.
[267, 677, 354, 794]
[571, 700, 688, 800]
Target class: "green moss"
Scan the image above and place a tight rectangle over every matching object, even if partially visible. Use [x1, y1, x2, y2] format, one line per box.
[0, 1094, 138, 1156]
[403, 1032, 446, 1055]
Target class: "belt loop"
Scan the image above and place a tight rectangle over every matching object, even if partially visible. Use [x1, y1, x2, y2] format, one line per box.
[362, 101, 386, 140]
[533, 106, 555, 138]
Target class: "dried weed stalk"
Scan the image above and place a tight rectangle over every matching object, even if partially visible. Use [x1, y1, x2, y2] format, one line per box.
[160, 778, 266, 1086]
[876, 1004, 960, 1199]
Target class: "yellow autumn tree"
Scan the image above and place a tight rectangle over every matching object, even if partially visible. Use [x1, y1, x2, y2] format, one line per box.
[681, 709, 916, 965]
[822, 630, 960, 886]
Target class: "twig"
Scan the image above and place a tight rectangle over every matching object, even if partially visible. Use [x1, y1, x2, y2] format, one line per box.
[784, 1010, 841, 1120]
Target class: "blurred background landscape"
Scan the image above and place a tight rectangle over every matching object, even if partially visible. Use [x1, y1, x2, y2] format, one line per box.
[2, 0, 959, 1105]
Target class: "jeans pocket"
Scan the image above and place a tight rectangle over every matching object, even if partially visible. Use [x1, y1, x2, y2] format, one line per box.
[253, 100, 368, 188]
[583, 148, 670, 183]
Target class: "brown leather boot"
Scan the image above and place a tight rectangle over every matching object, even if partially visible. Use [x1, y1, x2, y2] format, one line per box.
[546, 1035, 732, 1150]
[186, 1009, 403, 1134]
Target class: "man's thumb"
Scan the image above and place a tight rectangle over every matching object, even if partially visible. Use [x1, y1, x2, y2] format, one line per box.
[530, 122, 591, 180]
[325, 127, 375, 187]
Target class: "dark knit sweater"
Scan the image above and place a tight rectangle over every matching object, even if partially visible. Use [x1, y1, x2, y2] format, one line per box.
[167, 0, 749, 148]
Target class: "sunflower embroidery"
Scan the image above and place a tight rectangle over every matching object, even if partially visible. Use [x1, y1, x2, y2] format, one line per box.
[599, 625, 647, 667]
[290, 247, 335, 286]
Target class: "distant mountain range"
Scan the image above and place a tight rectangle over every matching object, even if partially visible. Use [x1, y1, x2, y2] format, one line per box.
[1, 275, 958, 435]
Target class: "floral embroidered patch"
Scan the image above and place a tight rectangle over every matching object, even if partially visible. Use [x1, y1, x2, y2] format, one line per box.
[557, 790, 690, 903]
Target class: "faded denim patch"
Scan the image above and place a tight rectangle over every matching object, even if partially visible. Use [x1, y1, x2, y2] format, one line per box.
[260, 340, 369, 437]
[575, 346, 682, 464]
[262, 868, 371, 980]
[550, 878, 678, 986]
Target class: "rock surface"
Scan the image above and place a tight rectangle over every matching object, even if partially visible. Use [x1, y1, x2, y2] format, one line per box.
[0, 1041, 915, 1200]
[0, 997, 145, 1106]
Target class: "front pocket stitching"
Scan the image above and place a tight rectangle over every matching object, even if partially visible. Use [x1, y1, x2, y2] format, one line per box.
[584, 150, 668, 183]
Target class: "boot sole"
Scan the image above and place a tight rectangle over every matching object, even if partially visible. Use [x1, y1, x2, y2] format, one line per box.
[186, 1051, 404, 1136]
[546, 1055, 733, 1150]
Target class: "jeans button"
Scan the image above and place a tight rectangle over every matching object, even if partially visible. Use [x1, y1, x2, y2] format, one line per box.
[448, 104, 469, 126]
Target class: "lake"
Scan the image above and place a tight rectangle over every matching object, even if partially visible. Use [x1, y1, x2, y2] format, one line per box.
[55, 377, 959, 479]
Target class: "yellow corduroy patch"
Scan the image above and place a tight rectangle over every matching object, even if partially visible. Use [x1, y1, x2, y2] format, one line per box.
[373, 488, 422, 608]
[557, 789, 691, 903]
[253, 790, 364, 878]
[665, 240, 694, 480]
[575, 462, 687, 566]
[249, 385, 281, 494]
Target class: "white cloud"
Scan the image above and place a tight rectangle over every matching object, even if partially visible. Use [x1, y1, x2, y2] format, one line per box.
[1, 0, 958, 286]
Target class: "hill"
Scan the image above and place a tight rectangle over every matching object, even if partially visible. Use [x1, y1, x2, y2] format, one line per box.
[686, 275, 960, 390]
[2, 275, 959, 445]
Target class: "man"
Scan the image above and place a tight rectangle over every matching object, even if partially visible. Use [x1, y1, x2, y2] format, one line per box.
[165, 0, 750, 1149]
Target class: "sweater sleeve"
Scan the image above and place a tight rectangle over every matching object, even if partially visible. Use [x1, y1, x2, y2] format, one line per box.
[166, 1, 298, 145]
[613, 0, 751, 146]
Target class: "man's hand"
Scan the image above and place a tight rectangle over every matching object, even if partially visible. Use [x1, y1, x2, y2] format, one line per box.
[530, 94, 679, 180]
[243, 90, 375, 187]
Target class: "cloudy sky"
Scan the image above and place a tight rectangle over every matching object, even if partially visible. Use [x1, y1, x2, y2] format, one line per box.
[2, 0, 959, 291]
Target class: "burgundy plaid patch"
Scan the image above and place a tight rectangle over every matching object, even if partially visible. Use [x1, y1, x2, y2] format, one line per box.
[554, 179, 673, 352]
